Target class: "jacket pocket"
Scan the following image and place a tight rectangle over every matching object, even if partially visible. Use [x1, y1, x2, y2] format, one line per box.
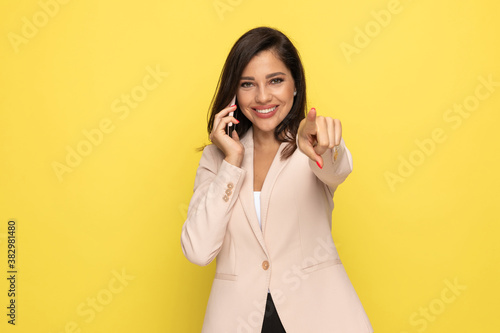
[214, 273, 238, 281]
[301, 258, 342, 274]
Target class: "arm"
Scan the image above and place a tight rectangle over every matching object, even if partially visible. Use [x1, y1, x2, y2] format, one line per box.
[296, 134, 353, 190]
[180, 145, 246, 266]
[296, 108, 354, 193]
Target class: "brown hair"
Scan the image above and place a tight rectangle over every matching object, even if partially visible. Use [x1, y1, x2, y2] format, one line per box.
[197, 26, 307, 160]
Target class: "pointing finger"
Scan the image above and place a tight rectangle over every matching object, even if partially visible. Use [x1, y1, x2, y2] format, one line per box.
[304, 108, 317, 134]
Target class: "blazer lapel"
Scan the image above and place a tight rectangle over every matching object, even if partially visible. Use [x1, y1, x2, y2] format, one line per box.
[238, 127, 267, 254]
[259, 141, 291, 235]
[238, 127, 292, 253]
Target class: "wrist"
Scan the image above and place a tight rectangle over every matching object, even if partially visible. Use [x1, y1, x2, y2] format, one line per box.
[224, 155, 243, 168]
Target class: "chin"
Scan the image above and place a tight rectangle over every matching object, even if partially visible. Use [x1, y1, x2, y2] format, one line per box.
[253, 122, 280, 133]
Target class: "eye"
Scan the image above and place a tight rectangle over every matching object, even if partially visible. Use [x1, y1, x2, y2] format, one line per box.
[240, 81, 253, 88]
[270, 78, 284, 84]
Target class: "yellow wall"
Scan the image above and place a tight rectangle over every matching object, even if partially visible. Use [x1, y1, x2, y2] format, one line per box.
[1, 0, 499, 332]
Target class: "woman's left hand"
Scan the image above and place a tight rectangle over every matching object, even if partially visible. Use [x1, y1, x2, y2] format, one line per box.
[297, 108, 342, 169]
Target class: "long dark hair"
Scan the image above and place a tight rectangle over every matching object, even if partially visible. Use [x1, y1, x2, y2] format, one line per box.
[197, 26, 307, 160]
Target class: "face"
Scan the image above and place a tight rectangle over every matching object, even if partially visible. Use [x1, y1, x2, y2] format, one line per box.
[237, 49, 296, 135]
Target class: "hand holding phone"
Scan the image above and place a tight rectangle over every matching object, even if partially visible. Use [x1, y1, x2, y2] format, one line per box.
[209, 94, 243, 167]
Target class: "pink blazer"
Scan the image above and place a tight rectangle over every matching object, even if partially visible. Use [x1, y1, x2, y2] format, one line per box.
[181, 126, 374, 332]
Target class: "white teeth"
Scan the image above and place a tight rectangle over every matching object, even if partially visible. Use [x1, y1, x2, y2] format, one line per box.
[255, 106, 277, 114]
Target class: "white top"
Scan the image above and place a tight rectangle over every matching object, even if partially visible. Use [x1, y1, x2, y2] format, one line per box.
[253, 191, 262, 229]
[254, 191, 270, 293]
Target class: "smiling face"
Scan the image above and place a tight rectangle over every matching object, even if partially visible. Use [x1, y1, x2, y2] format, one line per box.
[237, 49, 296, 137]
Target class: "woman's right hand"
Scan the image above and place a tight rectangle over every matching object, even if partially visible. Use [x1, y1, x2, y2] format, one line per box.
[210, 104, 245, 167]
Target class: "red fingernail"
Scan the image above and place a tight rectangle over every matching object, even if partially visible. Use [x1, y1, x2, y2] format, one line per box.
[230, 104, 236, 107]
[234, 119, 240, 123]
[311, 108, 316, 111]
[316, 161, 322, 169]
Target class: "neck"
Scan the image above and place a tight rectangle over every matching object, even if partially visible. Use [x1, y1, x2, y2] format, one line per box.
[253, 127, 279, 149]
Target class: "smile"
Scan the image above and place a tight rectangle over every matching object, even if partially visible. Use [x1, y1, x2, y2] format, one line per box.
[251, 105, 279, 119]
[254, 106, 277, 114]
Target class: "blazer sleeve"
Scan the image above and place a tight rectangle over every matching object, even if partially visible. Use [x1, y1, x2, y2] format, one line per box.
[180, 145, 246, 266]
[296, 135, 353, 193]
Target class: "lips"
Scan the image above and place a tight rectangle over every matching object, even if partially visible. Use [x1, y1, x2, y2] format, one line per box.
[252, 105, 279, 118]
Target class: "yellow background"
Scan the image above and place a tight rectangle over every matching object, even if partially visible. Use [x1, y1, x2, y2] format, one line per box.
[1, 0, 499, 332]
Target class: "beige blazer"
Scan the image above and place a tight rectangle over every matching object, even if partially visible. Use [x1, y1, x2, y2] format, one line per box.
[181, 126, 374, 333]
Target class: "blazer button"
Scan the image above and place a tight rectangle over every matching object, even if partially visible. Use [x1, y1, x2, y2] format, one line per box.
[223, 195, 229, 202]
[227, 182, 234, 189]
[225, 189, 232, 195]
[262, 260, 269, 270]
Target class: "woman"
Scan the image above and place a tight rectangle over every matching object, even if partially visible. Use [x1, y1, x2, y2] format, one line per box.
[181, 27, 374, 333]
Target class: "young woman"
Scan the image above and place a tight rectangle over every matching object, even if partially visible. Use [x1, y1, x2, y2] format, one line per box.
[181, 26, 374, 333]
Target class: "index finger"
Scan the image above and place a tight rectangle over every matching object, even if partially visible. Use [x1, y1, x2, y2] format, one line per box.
[215, 104, 237, 119]
[303, 108, 317, 134]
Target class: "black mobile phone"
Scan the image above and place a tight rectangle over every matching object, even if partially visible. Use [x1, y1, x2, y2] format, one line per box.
[226, 95, 237, 137]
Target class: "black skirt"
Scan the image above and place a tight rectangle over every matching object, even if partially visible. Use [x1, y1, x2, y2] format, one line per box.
[261, 292, 286, 333]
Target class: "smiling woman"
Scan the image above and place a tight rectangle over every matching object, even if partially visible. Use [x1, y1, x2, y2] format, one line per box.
[201, 26, 307, 163]
[237, 52, 296, 134]
[182, 26, 373, 333]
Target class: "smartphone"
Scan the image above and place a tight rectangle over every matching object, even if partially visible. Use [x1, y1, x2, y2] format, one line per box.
[226, 95, 237, 137]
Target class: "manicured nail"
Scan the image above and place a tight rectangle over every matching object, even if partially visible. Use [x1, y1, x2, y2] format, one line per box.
[316, 161, 322, 169]
[234, 119, 240, 123]
[230, 104, 237, 107]
[311, 107, 316, 111]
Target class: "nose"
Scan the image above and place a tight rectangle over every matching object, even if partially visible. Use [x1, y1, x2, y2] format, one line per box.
[255, 85, 272, 104]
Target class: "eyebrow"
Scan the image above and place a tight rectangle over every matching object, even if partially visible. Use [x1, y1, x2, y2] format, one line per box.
[240, 72, 287, 80]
